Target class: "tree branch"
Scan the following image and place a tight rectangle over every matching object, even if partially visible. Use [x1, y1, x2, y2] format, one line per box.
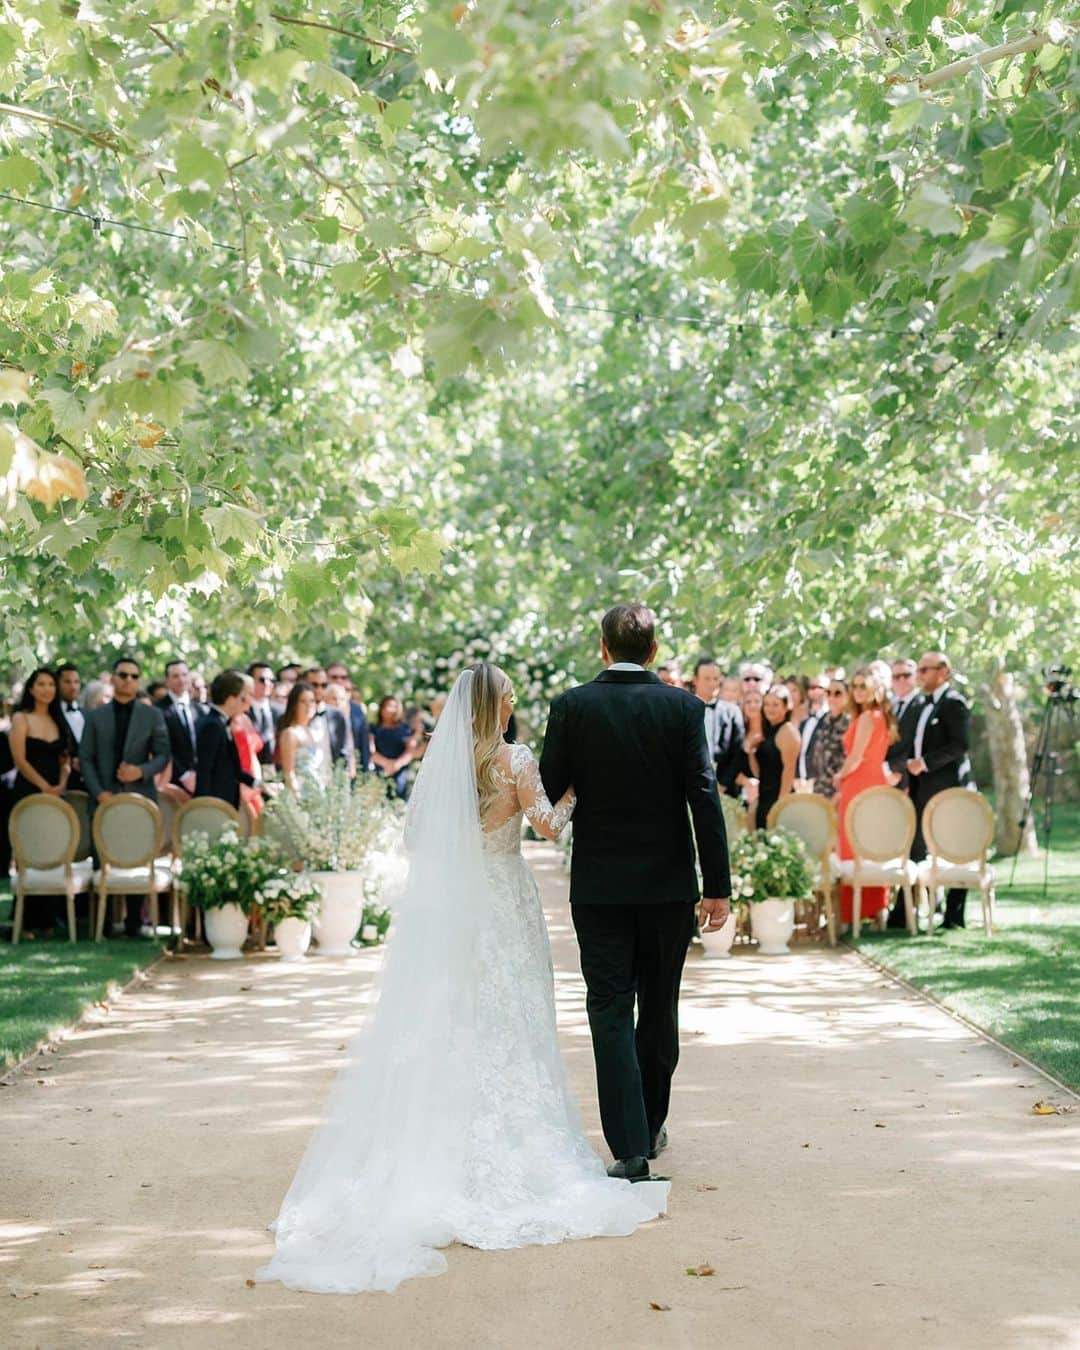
[270, 12, 414, 57]
[0, 102, 118, 152]
[888, 29, 1076, 91]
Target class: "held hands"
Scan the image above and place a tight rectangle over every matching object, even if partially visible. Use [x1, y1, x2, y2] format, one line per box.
[698, 897, 731, 931]
[116, 761, 143, 784]
[906, 758, 926, 776]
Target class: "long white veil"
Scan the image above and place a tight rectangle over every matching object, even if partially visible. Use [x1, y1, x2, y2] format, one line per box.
[258, 669, 495, 1293]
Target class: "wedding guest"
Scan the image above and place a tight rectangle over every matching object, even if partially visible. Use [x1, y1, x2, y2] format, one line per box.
[795, 675, 828, 786]
[247, 661, 278, 765]
[80, 657, 170, 808]
[195, 671, 254, 809]
[190, 672, 209, 706]
[278, 681, 326, 793]
[807, 679, 849, 801]
[906, 652, 972, 929]
[83, 678, 110, 711]
[720, 676, 742, 705]
[748, 684, 800, 828]
[886, 657, 923, 791]
[327, 660, 370, 774]
[657, 661, 681, 687]
[835, 666, 898, 931]
[232, 673, 265, 816]
[784, 674, 810, 729]
[739, 661, 770, 702]
[272, 681, 291, 711]
[868, 659, 893, 698]
[148, 680, 167, 704]
[734, 688, 764, 801]
[304, 667, 349, 771]
[161, 660, 201, 798]
[325, 681, 358, 776]
[9, 668, 73, 803]
[57, 663, 85, 791]
[276, 662, 302, 686]
[693, 657, 744, 798]
[371, 696, 419, 799]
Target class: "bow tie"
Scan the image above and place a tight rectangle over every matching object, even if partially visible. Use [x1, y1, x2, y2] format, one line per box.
[315, 708, 326, 717]
[67, 702, 79, 712]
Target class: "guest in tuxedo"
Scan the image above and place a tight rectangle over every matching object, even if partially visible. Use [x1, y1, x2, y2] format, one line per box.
[247, 662, 279, 766]
[906, 652, 972, 928]
[80, 657, 170, 807]
[195, 671, 255, 809]
[886, 658, 922, 787]
[371, 696, 419, 799]
[327, 661, 371, 774]
[807, 678, 849, 801]
[304, 667, 349, 771]
[692, 657, 745, 798]
[159, 659, 206, 798]
[56, 663, 85, 791]
[795, 675, 828, 788]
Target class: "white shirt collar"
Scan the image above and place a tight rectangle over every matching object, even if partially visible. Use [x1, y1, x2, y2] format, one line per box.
[608, 662, 645, 672]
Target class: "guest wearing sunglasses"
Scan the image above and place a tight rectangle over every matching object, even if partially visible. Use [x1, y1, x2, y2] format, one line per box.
[304, 666, 350, 774]
[834, 666, 899, 931]
[79, 656, 170, 808]
[807, 679, 849, 801]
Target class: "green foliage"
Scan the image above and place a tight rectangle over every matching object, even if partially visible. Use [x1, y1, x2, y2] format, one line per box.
[177, 828, 283, 911]
[730, 829, 815, 904]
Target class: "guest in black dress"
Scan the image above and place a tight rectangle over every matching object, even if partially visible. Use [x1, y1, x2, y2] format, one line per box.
[749, 684, 801, 829]
[8, 668, 75, 932]
[371, 697, 419, 799]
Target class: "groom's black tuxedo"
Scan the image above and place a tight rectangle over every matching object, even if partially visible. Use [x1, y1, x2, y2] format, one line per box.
[541, 668, 731, 1161]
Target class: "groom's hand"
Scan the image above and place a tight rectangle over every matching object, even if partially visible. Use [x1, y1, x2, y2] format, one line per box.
[699, 897, 731, 931]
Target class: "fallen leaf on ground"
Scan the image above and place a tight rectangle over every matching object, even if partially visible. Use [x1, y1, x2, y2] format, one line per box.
[245, 1279, 256, 1288]
[1032, 1101, 1060, 1116]
[239, 985, 252, 992]
[874, 1122, 887, 1128]
[695, 1184, 718, 1192]
[88, 1263, 106, 1270]
[686, 1264, 715, 1277]
[649, 1301, 670, 1311]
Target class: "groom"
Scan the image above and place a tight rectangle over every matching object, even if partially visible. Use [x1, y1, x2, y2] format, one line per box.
[541, 604, 731, 1181]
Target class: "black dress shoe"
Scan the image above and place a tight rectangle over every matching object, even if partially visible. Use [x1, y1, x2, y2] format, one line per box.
[648, 1126, 668, 1160]
[607, 1156, 650, 1182]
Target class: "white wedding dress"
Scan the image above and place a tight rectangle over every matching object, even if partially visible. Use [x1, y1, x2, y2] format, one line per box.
[257, 672, 667, 1294]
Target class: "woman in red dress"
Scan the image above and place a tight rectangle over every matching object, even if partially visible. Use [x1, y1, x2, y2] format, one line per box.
[835, 666, 898, 930]
[232, 674, 265, 819]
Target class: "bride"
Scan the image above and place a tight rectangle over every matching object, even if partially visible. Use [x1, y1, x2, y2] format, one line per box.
[257, 664, 668, 1294]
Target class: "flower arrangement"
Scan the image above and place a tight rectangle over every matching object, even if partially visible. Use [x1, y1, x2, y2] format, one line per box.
[177, 828, 284, 910]
[359, 901, 392, 945]
[262, 765, 403, 874]
[729, 829, 815, 905]
[256, 872, 322, 924]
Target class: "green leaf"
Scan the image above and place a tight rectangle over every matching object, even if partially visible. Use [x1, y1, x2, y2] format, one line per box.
[904, 0, 948, 34]
[1009, 92, 1060, 162]
[305, 62, 360, 101]
[730, 235, 780, 293]
[38, 387, 85, 440]
[789, 220, 834, 277]
[419, 16, 475, 69]
[0, 367, 31, 407]
[981, 141, 1027, 191]
[241, 49, 308, 95]
[285, 560, 328, 607]
[901, 182, 963, 236]
[0, 154, 38, 193]
[843, 195, 891, 246]
[204, 504, 264, 547]
[389, 528, 444, 574]
[174, 134, 227, 192]
[184, 339, 251, 388]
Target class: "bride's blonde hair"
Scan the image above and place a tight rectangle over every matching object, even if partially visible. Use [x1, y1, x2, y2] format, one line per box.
[470, 662, 512, 818]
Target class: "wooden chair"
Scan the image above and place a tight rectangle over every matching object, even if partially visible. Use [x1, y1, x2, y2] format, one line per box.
[767, 794, 840, 947]
[172, 797, 242, 943]
[9, 795, 91, 943]
[919, 788, 996, 936]
[91, 796, 171, 941]
[839, 787, 918, 940]
[63, 789, 93, 862]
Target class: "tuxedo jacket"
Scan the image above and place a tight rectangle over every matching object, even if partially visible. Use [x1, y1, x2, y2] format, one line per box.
[709, 699, 746, 798]
[315, 707, 349, 765]
[540, 669, 731, 905]
[162, 704, 201, 779]
[909, 687, 972, 802]
[249, 701, 280, 766]
[886, 695, 926, 780]
[79, 702, 170, 803]
[194, 711, 255, 809]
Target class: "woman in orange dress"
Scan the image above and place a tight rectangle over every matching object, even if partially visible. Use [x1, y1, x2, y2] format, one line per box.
[835, 666, 899, 929]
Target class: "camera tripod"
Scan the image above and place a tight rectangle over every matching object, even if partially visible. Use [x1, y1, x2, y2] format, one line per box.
[1011, 693, 1074, 898]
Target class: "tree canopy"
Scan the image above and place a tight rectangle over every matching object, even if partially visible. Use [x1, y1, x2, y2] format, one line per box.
[0, 1, 1077, 693]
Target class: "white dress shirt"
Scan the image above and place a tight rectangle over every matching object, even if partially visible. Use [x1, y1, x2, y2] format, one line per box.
[63, 701, 84, 743]
[607, 662, 646, 672]
[797, 708, 825, 779]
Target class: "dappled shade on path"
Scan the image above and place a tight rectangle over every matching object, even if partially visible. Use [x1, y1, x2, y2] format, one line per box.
[2, 846, 1078, 1349]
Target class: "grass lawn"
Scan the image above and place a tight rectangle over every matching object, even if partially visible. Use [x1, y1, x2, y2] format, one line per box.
[0, 936, 163, 1068]
[857, 801, 1080, 1092]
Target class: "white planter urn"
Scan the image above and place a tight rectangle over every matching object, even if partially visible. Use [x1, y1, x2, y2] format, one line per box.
[204, 902, 249, 960]
[274, 916, 312, 962]
[750, 897, 796, 955]
[699, 911, 737, 959]
[310, 870, 364, 956]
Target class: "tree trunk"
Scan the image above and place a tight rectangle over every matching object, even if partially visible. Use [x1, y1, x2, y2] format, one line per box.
[982, 662, 1037, 856]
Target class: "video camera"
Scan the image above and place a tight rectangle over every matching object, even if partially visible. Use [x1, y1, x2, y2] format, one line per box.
[1042, 664, 1078, 704]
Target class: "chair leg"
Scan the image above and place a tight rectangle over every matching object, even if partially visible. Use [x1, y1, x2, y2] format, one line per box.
[94, 887, 107, 942]
[851, 882, 862, 941]
[983, 884, 994, 936]
[824, 885, 838, 948]
[66, 885, 77, 943]
[903, 881, 916, 936]
[923, 883, 934, 936]
[12, 884, 24, 944]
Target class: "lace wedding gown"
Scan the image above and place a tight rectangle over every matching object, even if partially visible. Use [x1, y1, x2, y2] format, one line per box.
[257, 717, 668, 1295]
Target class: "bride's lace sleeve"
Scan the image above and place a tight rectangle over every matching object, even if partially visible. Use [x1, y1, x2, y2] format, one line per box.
[511, 743, 575, 842]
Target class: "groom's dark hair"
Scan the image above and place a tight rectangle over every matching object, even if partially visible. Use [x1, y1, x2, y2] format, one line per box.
[601, 604, 656, 664]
